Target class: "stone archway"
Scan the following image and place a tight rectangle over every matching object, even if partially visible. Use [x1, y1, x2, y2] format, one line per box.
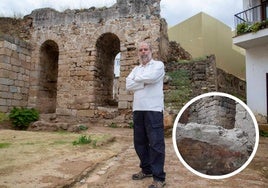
[95, 33, 120, 107]
[37, 40, 59, 113]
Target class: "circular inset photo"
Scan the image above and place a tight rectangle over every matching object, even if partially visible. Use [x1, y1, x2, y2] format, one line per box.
[172, 92, 259, 179]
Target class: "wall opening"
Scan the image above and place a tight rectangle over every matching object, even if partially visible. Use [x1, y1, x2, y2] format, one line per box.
[113, 52, 121, 102]
[95, 33, 120, 107]
[38, 40, 59, 113]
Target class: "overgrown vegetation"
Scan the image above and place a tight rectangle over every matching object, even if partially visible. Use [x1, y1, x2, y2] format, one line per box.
[8, 107, 39, 130]
[165, 69, 192, 110]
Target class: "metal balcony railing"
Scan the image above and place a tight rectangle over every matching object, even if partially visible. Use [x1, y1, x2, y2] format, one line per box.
[234, 0, 268, 27]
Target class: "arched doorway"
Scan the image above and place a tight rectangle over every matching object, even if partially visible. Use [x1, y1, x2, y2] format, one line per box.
[38, 40, 59, 113]
[95, 33, 120, 107]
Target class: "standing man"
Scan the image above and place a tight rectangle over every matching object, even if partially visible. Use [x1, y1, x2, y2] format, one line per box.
[126, 41, 166, 188]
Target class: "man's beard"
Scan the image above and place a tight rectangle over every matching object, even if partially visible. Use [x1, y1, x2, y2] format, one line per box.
[140, 54, 152, 64]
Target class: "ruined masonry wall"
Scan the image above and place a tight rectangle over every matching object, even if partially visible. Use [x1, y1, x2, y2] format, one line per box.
[165, 55, 246, 100]
[26, 1, 165, 118]
[188, 96, 236, 129]
[0, 35, 31, 112]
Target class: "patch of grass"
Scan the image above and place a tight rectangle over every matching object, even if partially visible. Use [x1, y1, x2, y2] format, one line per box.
[109, 122, 118, 128]
[0, 142, 11, 149]
[73, 135, 92, 145]
[72, 134, 114, 148]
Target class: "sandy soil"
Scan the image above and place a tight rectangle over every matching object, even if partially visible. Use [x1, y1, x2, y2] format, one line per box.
[0, 124, 267, 188]
[0, 125, 132, 188]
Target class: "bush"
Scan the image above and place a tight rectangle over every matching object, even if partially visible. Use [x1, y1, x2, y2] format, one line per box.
[8, 107, 39, 130]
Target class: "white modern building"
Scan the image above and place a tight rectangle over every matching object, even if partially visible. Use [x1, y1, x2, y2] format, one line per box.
[233, 0, 268, 123]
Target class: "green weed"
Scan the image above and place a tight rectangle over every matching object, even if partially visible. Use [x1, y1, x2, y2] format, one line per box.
[0, 142, 11, 149]
[72, 135, 92, 145]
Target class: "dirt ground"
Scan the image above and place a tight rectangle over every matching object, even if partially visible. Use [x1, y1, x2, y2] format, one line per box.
[0, 124, 268, 188]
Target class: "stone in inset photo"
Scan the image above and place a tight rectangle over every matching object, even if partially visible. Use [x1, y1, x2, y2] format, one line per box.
[173, 92, 259, 179]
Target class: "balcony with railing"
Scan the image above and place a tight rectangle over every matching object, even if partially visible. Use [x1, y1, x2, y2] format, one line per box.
[233, 0, 268, 48]
[235, 1, 268, 27]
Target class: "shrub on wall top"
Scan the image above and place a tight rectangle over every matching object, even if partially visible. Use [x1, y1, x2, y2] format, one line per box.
[8, 107, 39, 130]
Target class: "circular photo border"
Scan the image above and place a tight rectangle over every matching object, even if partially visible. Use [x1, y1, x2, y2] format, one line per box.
[172, 92, 259, 180]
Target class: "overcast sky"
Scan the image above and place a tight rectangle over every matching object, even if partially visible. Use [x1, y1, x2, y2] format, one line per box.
[0, 0, 243, 29]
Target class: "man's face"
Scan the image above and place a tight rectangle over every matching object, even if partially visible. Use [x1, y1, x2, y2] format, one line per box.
[138, 43, 152, 65]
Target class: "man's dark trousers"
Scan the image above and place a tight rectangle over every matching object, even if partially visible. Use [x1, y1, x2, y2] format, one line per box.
[133, 111, 166, 182]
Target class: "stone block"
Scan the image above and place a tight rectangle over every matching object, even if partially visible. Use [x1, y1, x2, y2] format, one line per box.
[77, 109, 95, 117]
[118, 101, 128, 109]
[119, 94, 132, 101]
[0, 78, 14, 86]
[0, 98, 7, 106]
[0, 105, 8, 113]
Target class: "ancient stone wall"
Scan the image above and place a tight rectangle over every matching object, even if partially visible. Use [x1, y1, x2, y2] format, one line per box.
[0, 35, 32, 112]
[217, 69, 246, 101]
[165, 55, 218, 98]
[165, 55, 246, 100]
[24, 0, 167, 119]
[188, 96, 236, 129]
[0, 17, 32, 41]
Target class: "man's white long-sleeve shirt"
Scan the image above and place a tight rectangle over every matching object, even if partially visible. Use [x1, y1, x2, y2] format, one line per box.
[126, 59, 165, 112]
